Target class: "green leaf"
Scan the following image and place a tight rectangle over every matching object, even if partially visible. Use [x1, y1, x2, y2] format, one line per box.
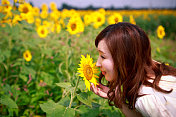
[40, 100, 65, 117]
[102, 109, 122, 117]
[2, 50, 11, 59]
[43, 48, 53, 57]
[0, 13, 5, 20]
[0, 95, 18, 109]
[78, 80, 86, 91]
[68, 38, 71, 47]
[58, 96, 70, 107]
[76, 105, 99, 117]
[0, 50, 5, 63]
[77, 92, 92, 107]
[20, 66, 36, 78]
[56, 82, 74, 92]
[19, 74, 28, 82]
[41, 72, 54, 86]
[76, 105, 89, 114]
[64, 108, 75, 117]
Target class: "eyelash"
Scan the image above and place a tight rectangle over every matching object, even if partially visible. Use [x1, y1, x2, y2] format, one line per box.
[101, 55, 105, 59]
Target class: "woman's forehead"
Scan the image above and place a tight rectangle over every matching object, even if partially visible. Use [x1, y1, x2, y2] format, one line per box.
[97, 40, 110, 54]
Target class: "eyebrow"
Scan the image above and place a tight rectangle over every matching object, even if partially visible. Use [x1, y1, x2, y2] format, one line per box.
[97, 49, 105, 54]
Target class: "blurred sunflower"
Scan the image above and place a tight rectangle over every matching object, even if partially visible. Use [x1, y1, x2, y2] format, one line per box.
[32, 7, 40, 16]
[108, 13, 123, 25]
[1, 0, 10, 5]
[129, 15, 136, 25]
[97, 8, 106, 15]
[18, 3, 33, 14]
[50, 2, 57, 11]
[55, 23, 61, 33]
[35, 18, 41, 27]
[23, 50, 32, 62]
[1, 0, 12, 13]
[50, 10, 60, 21]
[37, 25, 48, 38]
[92, 11, 105, 29]
[41, 3, 48, 11]
[67, 17, 84, 35]
[77, 54, 99, 91]
[12, 14, 22, 25]
[157, 25, 165, 39]
[83, 14, 92, 26]
[25, 12, 34, 24]
[40, 10, 48, 19]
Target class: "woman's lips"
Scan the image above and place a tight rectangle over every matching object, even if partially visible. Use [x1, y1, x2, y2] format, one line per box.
[102, 71, 106, 75]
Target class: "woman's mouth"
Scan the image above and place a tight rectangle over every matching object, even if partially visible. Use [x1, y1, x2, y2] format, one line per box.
[102, 71, 106, 75]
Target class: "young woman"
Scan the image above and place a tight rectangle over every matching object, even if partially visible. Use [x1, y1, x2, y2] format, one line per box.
[91, 22, 176, 117]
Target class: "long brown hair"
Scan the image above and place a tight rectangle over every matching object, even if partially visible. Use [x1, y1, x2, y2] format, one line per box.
[95, 22, 176, 109]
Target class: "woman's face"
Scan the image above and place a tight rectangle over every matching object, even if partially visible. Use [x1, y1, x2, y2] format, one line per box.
[96, 40, 115, 82]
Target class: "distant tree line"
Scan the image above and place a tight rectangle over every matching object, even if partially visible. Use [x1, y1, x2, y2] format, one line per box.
[59, 3, 176, 10]
[28, 2, 176, 10]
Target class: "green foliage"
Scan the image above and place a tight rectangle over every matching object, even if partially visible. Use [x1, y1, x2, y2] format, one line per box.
[40, 100, 75, 117]
[77, 92, 92, 107]
[0, 11, 176, 117]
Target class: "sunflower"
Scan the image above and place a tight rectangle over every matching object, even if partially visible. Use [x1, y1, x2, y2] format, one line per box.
[129, 15, 136, 25]
[23, 50, 32, 62]
[77, 54, 99, 91]
[37, 25, 48, 38]
[49, 10, 60, 21]
[25, 12, 34, 24]
[67, 17, 84, 35]
[92, 11, 105, 29]
[50, 2, 57, 11]
[35, 18, 41, 27]
[40, 10, 48, 19]
[83, 14, 92, 26]
[12, 14, 21, 25]
[157, 25, 165, 39]
[108, 13, 123, 25]
[18, 3, 33, 14]
[55, 23, 61, 33]
[32, 7, 40, 16]
[41, 3, 48, 11]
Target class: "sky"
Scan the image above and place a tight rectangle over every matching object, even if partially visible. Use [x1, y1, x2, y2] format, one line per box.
[7, 0, 176, 9]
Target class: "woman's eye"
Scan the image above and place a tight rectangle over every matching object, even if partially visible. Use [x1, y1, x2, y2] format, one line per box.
[101, 55, 105, 59]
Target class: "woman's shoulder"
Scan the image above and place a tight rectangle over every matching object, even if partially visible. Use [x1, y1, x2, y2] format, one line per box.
[159, 75, 176, 91]
[144, 75, 176, 92]
[135, 93, 176, 117]
[135, 75, 176, 117]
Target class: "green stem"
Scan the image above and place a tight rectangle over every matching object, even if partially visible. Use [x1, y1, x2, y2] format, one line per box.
[65, 33, 70, 81]
[66, 34, 69, 72]
[36, 53, 44, 83]
[6, 36, 12, 79]
[68, 75, 80, 108]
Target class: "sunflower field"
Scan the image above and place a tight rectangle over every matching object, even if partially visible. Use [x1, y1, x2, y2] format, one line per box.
[0, 0, 176, 117]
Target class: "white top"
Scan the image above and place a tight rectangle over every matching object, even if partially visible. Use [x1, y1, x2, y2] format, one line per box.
[135, 75, 176, 117]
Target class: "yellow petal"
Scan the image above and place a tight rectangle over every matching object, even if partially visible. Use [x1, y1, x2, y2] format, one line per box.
[84, 78, 90, 91]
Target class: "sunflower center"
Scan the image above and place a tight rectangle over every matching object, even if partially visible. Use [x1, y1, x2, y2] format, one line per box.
[159, 30, 162, 35]
[41, 30, 45, 34]
[71, 23, 76, 31]
[5, 5, 9, 9]
[115, 18, 118, 23]
[83, 65, 93, 80]
[25, 54, 28, 58]
[23, 7, 29, 13]
[97, 17, 101, 22]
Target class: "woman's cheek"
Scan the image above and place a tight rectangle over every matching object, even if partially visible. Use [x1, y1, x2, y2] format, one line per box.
[102, 60, 114, 72]
[102, 60, 115, 81]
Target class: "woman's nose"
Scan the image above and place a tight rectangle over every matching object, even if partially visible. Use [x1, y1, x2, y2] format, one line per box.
[96, 57, 101, 67]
